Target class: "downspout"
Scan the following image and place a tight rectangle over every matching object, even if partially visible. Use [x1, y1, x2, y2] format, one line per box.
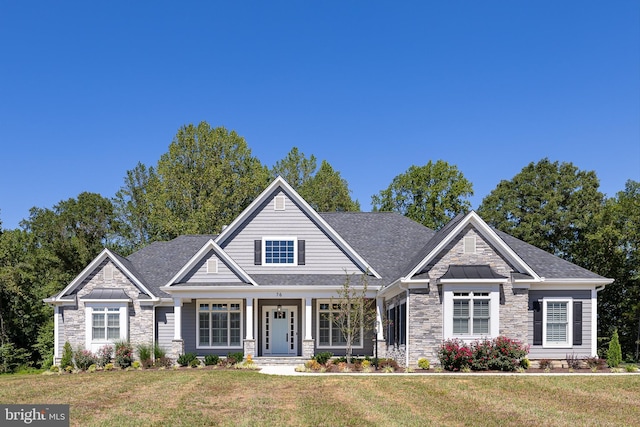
[399, 281, 410, 368]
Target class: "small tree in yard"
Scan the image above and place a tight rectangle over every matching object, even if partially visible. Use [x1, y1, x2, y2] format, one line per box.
[330, 273, 376, 364]
[607, 329, 622, 368]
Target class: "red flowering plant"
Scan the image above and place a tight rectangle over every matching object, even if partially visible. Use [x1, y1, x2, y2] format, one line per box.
[489, 336, 529, 371]
[438, 339, 473, 371]
[114, 340, 133, 369]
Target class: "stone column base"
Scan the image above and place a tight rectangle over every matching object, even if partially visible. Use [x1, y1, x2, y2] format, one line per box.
[302, 339, 315, 359]
[243, 339, 256, 359]
[170, 339, 184, 364]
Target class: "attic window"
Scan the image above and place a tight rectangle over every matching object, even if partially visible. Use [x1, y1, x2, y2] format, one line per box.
[104, 264, 114, 281]
[207, 259, 218, 274]
[274, 195, 286, 211]
[464, 236, 476, 254]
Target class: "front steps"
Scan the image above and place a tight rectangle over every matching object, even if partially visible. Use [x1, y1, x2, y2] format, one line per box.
[253, 356, 307, 366]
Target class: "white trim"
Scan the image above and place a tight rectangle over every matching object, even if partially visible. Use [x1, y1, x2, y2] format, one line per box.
[52, 249, 157, 302]
[262, 236, 297, 266]
[166, 239, 257, 287]
[214, 176, 382, 279]
[407, 211, 541, 281]
[246, 298, 254, 340]
[174, 299, 182, 340]
[542, 298, 573, 348]
[591, 289, 598, 356]
[195, 299, 244, 350]
[84, 303, 128, 353]
[442, 284, 499, 341]
[262, 305, 298, 355]
[315, 299, 364, 350]
[305, 298, 312, 340]
[53, 306, 59, 360]
[207, 259, 218, 274]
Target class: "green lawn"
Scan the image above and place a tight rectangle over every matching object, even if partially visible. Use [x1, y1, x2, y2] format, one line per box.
[1, 369, 639, 426]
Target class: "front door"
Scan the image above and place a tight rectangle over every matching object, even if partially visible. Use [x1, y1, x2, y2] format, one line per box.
[262, 306, 297, 355]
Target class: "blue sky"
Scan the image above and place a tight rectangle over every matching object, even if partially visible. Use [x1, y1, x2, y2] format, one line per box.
[1, 1, 638, 230]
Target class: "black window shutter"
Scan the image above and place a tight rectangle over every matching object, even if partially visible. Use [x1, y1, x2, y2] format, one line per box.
[573, 301, 583, 346]
[533, 300, 543, 345]
[298, 240, 305, 265]
[254, 240, 261, 265]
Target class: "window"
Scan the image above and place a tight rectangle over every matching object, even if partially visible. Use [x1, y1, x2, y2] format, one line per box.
[543, 299, 572, 347]
[198, 301, 242, 348]
[443, 286, 499, 340]
[386, 302, 406, 346]
[317, 302, 363, 348]
[92, 307, 120, 340]
[452, 292, 490, 336]
[264, 238, 296, 264]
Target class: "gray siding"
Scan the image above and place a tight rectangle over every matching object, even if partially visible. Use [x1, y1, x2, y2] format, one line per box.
[222, 190, 362, 275]
[183, 250, 243, 284]
[182, 300, 247, 356]
[528, 290, 592, 359]
[155, 307, 174, 352]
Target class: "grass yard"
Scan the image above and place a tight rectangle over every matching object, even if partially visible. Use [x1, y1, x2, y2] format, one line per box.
[1, 370, 639, 426]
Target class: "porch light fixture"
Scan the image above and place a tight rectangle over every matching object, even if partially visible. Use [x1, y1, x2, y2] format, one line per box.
[277, 304, 282, 312]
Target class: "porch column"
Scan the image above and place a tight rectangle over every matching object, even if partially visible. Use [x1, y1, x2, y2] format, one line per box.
[171, 298, 184, 362]
[376, 297, 385, 341]
[246, 298, 254, 340]
[173, 298, 183, 340]
[302, 297, 314, 359]
[244, 297, 256, 358]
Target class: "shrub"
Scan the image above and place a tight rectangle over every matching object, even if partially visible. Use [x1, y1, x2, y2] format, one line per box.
[114, 340, 133, 369]
[155, 356, 173, 368]
[96, 345, 113, 368]
[153, 343, 166, 360]
[104, 363, 114, 371]
[538, 359, 553, 370]
[137, 343, 153, 367]
[625, 364, 638, 372]
[305, 360, 322, 371]
[313, 351, 334, 365]
[583, 356, 606, 371]
[189, 358, 201, 368]
[520, 358, 530, 369]
[49, 365, 60, 373]
[489, 336, 528, 372]
[0, 342, 30, 374]
[378, 358, 399, 370]
[60, 341, 74, 371]
[177, 353, 197, 367]
[566, 353, 581, 370]
[417, 358, 430, 370]
[73, 348, 98, 371]
[204, 354, 220, 366]
[132, 360, 141, 369]
[470, 339, 493, 371]
[227, 352, 244, 365]
[607, 329, 622, 368]
[438, 339, 472, 371]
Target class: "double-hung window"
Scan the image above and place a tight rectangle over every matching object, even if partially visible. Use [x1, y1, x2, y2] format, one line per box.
[543, 299, 572, 347]
[452, 292, 490, 336]
[317, 302, 363, 348]
[444, 286, 498, 340]
[198, 301, 242, 348]
[92, 307, 120, 340]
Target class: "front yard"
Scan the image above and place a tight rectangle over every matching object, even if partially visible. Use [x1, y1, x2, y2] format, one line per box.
[1, 369, 639, 426]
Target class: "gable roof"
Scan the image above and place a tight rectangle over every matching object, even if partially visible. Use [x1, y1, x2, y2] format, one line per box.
[215, 176, 382, 278]
[164, 239, 257, 287]
[50, 248, 157, 302]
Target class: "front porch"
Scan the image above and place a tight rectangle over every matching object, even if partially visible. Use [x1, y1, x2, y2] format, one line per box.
[166, 295, 385, 362]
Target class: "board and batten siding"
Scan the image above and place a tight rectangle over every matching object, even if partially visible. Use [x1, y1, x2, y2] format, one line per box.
[221, 190, 362, 275]
[527, 289, 592, 359]
[155, 307, 174, 352]
[182, 250, 243, 284]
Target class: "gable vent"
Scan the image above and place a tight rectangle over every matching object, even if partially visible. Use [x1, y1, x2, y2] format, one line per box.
[104, 264, 114, 281]
[207, 259, 218, 274]
[274, 195, 286, 211]
[463, 236, 476, 254]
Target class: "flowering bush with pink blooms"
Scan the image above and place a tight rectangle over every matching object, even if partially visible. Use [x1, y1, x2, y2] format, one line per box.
[439, 336, 529, 372]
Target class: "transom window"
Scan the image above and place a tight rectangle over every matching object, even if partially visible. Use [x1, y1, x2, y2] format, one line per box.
[92, 307, 120, 340]
[452, 291, 490, 335]
[198, 301, 242, 348]
[543, 299, 572, 347]
[264, 239, 295, 264]
[317, 302, 363, 348]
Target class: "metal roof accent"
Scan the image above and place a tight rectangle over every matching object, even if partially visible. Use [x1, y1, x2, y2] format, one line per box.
[440, 265, 507, 280]
[80, 288, 131, 301]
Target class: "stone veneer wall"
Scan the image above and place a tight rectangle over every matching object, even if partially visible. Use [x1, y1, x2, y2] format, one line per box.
[405, 225, 529, 367]
[56, 259, 154, 362]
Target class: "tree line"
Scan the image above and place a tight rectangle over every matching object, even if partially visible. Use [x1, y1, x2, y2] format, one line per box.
[0, 121, 637, 371]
